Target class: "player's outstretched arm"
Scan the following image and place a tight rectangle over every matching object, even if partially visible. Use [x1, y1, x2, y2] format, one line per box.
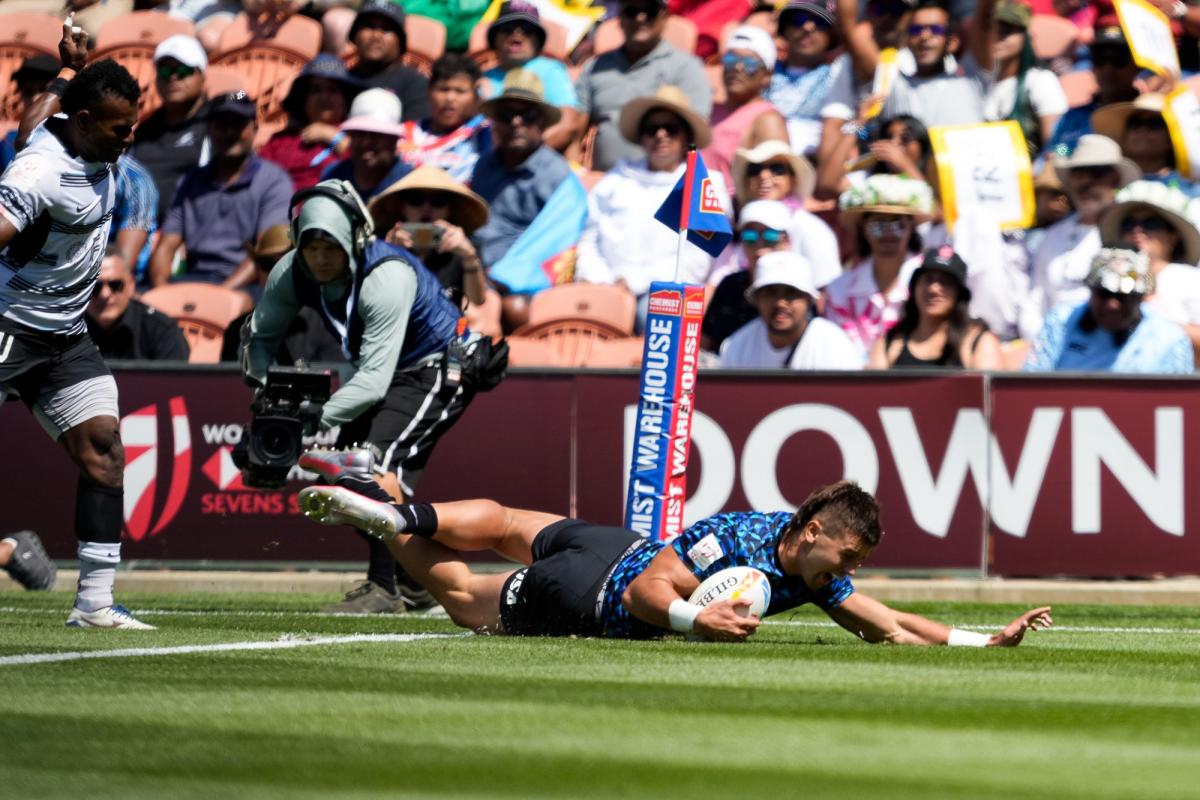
[623, 548, 760, 642]
[826, 593, 1052, 647]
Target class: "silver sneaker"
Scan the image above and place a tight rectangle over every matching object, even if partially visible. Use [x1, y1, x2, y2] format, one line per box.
[3, 531, 56, 590]
[298, 486, 401, 541]
[298, 446, 374, 484]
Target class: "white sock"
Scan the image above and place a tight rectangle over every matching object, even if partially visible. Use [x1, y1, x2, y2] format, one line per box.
[76, 541, 121, 613]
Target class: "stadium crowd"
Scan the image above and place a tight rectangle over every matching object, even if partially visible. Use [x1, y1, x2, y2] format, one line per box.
[4, 0, 1200, 377]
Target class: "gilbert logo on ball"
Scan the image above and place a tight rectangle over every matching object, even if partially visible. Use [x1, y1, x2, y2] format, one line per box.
[688, 567, 772, 620]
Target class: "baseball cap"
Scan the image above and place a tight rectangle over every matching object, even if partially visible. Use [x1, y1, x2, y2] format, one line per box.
[746, 251, 818, 302]
[913, 244, 970, 299]
[738, 200, 791, 231]
[209, 91, 257, 119]
[725, 25, 777, 72]
[154, 34, 207, 71]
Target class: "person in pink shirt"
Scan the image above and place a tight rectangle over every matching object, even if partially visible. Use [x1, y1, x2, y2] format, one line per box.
[704, 25, 789, 191]
[823, 174, 934, 363]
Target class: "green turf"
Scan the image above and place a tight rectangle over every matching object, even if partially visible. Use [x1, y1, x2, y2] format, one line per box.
[1, 592, 1197, 799]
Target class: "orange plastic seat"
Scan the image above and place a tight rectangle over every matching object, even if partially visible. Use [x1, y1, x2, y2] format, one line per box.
[88, 43, 162, 121]
[593, 15, 698, 56]
[1028, 14, 1078, 62]
[506, 320, 626, 367]
[401, 14, 447, 76]
[0, 13, 62, 54]
[140, 284, 253, 364]
[504, 335, 556, 367]
[95, 10, 194, 50]
[204, 64, 249, 98]
[525, 283, 636, 335]
[583, 336, 643, 368]
[215, 12, 321, 61]
[211, 44, 305, 135]
[1059, 70, 1097, 108]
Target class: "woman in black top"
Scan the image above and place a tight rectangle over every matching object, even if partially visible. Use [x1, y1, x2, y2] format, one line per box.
[868, 246, 1003, 370]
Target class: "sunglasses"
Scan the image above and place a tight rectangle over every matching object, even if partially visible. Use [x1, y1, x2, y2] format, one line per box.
[98, 279, 127, 293]
[620, 4, 663, 19]
[492, 103, 542, 125]
[1070, 165, 1117, 180]
[782, 11, 833, 31]
[1127, 114, 1167, 131]
[639, 119, 684, 138]
[1121, 215, 1170, 233]
[746, 162, 791, 178]
[494, 21, 539, 37]
[908, 23, 947, 37]
[403, 191, 453, 208]
[721, 52, 764, 75]
[740, 228, 786, 244]
[156, 64, 197, 80]
[865, 219, 910, 237]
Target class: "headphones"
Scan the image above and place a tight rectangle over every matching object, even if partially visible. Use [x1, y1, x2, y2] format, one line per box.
[289, 180, 375, 257]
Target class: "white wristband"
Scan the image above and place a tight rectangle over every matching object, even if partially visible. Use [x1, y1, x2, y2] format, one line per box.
[668, 599, 702, 633]
[947, 628, 990, 647]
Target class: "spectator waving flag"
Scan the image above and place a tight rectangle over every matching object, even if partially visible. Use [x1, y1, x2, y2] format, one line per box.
[653, 148, 733, 259]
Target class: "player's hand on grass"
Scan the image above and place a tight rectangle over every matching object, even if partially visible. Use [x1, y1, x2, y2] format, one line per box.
[60, 14, 89, 73]
[694, 599, 760, 642]
[990, 606, 1053, 647]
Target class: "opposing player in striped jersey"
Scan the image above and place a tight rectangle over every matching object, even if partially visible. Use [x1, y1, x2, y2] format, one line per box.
[0, 23, 153, 628]
[297, 477, 1053, 646]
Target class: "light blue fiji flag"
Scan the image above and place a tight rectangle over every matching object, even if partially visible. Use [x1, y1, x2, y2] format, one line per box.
[489, 173, 588, 294]
[653, 149, 733, 258]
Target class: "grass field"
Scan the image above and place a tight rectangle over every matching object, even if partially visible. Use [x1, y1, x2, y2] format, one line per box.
[1, 591, 1197, 799]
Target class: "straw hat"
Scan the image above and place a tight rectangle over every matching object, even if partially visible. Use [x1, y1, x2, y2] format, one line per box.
[732, 139, 816, 203]
[838, 174, 935, 217]
[1052, 133, 1140, 188]
[1090, 93, 1168, 144]
[618, 85, 713, 148]
[367, 165, 490, 235]
[1099, 180, 1200, 266]
[479, 68, 561, 126]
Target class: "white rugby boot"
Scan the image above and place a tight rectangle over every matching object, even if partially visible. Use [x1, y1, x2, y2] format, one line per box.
[298, 486, 402, 541]
[66, 604, 156, 630]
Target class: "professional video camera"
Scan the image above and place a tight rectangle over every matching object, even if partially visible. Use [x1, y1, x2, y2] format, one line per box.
[232, 366, 333, 489]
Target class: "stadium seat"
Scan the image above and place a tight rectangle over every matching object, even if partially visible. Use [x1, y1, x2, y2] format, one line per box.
[524, 283, 636, 335]
[583, 336, 643, 368]
[1028, 15, 1078, 62]
[141, 284, 253, 364]
[0, 13, 62, 55]
[211, 44, 305, 145]
[401, 15, 447, 77]
[466, 15, 570, 69]
[593, 16, 698, 56]
[95, 10, 194, 50]
[204, 64, 249, 98]
[215, 12, 321, 61]
[504, 335, 556, 367]
[505, 320, 626, 367]
[1059, 70, 1097, 108]
[88, 43, 162, 121]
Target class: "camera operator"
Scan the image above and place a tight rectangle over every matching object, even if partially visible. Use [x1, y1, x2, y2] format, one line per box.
[241, 179, 506, 614]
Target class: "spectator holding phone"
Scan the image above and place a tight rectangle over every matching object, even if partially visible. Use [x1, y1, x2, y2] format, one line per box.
[368, 165, 490, 306]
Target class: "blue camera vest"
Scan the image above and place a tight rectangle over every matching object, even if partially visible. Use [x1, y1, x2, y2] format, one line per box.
[292, 239, 459, 369]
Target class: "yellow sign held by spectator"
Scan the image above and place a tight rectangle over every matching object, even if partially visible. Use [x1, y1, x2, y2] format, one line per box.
[930, 121, 1035, 232]
[1114, 0, 1181, 77]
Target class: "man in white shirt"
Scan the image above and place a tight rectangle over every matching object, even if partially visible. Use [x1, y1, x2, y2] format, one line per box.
[1020, 134, 1139, 340]
[719, 251, 860, 370]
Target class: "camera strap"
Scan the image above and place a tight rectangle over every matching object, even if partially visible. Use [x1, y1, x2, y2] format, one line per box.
[320, 281, 359, 361]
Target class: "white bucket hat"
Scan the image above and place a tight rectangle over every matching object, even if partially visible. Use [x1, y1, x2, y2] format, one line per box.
[340, 88, 404, 137]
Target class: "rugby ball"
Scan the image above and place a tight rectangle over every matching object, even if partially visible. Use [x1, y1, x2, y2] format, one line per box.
[687, 567, 772, 621]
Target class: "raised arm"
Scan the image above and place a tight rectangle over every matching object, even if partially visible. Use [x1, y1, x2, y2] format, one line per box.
[837, 0, 882, 82]
[971, 0, 1000, 72]
[622, 547, 761, 642]
[826, 592, 1052, 646]
[17, 16, 89, 151]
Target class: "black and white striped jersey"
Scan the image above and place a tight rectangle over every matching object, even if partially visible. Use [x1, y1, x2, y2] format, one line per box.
[0, 118, 117, 334]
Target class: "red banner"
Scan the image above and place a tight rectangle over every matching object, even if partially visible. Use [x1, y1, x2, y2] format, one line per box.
[3, 367, 1199, 576]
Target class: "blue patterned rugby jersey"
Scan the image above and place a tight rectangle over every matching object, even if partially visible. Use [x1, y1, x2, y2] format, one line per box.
[598, 512, 855, 639]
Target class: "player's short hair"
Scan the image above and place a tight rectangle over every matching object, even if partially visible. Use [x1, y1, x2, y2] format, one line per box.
[786, 481, 883, 547]
[430, 52, 481, 85]
[61, 59, 140, 117]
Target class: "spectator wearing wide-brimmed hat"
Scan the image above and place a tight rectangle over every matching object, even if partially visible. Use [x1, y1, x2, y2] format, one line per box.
[260, 54, 364, 191]
[321, 88, 413, 201]
[368, 165, 491, 306]
[472, 69, 585, 330]
[574, 0, 711, 172]
[346, 0, 430, 123]
[705, 25, 789, 192]
[1101, 181, 1200, 357]
[824, 174, 934, 363]
[576, 85, 726, 327]
[1025, 134, 1140, 335]
[1092, 94, 1199, 199]
[1024, 246, 1193, 373]
[768, 1, 841, 157]
[481, 1, 579, 152]
[721, 139, 840, 290]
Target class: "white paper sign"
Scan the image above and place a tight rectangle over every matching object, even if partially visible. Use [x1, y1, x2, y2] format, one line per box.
[1115, 0, 1181, 77]
[1162, 86, 1200, 179]
[930, 122, 1035, 232]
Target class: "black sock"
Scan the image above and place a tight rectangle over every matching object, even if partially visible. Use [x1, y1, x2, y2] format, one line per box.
[361, 533, 397, 593]
[75, 476, 123, 543]
[392, 503, 439, 537]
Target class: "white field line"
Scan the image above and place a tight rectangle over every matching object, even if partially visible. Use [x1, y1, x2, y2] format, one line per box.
[2, 607, 1198, 635]
[0, 632, 459, 667]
